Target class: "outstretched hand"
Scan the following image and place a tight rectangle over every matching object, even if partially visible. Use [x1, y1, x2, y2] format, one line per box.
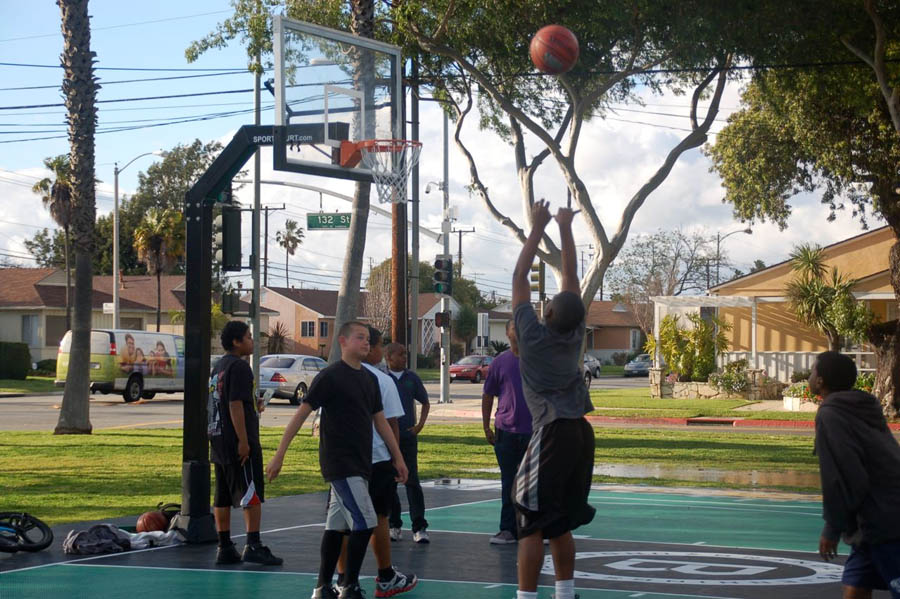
[555, 206, 580, 227]
[531, 199, 552, 232]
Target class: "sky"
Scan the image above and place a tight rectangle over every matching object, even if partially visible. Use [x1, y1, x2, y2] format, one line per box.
[0, 1, 880, 302]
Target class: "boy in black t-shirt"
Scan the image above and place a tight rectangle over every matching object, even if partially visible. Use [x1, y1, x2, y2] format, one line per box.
[210, 320, 282, 566]
[267, 321, 408, 599]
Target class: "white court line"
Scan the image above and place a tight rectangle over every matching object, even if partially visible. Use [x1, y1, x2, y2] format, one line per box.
[587, 500, 819, 517]
[62, 563, 743, 599]
[587, 494, 820, 510]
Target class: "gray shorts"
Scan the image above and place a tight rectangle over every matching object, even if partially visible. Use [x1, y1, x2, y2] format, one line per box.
[325, 476, 378, 532]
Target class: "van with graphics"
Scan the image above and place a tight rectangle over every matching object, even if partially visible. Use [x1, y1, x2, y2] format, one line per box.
[56, 330, 185, 402]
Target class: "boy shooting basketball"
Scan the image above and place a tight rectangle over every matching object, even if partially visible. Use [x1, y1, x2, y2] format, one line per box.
[510, 199, 596, 599]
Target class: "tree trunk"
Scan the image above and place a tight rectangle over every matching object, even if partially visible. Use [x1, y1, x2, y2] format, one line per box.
[64, 226, 71, 332]
[156, 269, 161, 332]
[55, 0, 96, 434]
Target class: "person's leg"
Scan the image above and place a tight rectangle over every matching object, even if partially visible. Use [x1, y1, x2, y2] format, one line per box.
[371, 515, 392, 570]
[242, 503, 261, 535]
[402, 436, 428, 534]
[843, 587, 873, 599]
[213, 463, 241, 564]
[389, 485, 403, 532]
[214, 506, 231, 532]
[517, 530, 544, 591]
[548, 531, 575, 580]
[318, 529, 346, 588]
[494, 428, 519, 536]
[344, 529, 374, 587]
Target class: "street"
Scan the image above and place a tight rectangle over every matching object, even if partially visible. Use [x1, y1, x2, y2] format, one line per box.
[0, 376, 648, 431]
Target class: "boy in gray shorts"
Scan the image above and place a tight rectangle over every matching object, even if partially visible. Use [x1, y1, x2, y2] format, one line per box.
[510, 199, 596, 599]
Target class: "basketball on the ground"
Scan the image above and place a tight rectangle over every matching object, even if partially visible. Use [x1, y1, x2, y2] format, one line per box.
[529, 25, 579, 75]
[136, 510, 168, 533]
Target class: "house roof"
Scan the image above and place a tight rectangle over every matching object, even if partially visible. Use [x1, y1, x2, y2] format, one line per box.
[586, 300, 639, 328]
[0, 268, 58, 307]
[266, 287, 372, 317]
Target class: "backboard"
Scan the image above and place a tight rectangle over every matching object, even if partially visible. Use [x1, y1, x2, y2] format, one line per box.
[273, 16, 403, 183]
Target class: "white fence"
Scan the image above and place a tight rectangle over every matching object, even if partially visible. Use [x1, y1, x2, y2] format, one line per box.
[718, 351, 876, 383]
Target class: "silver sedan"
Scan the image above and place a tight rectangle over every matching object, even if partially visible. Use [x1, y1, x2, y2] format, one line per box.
[259, 354, 328, 405]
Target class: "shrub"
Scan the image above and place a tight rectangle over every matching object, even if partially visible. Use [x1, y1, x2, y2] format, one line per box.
[0, 342, 31, 380]
[644, 313, 730, 382]
[783, 381, 821, 403]
[791, 369, 811, 383]
[611, 352, 630, 366]
[36, 359, 57, 373]
[416, 354, 433, 369]
[855, 372, 875, 393]
[489, 340, 510, 355]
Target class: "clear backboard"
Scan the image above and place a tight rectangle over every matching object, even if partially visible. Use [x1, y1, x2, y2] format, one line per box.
[273, 16, 402, 183]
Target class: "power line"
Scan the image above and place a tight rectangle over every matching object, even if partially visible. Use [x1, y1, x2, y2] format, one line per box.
[0, 70, 251, 92]
[0, 62, 244, 72]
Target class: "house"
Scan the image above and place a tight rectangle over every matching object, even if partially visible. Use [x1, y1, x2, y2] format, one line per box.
[258, 287, 461, 358]
[0, 268, 273, 362]
[651, 226, 895, 381]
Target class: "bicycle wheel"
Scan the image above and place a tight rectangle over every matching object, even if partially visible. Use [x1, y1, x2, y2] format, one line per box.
[0, 512, 54, 553]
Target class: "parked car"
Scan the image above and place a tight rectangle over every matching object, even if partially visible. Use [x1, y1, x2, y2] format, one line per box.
[56, 329, 185, 403]
[583, 353, 602, 378]
[449, 355, 493, 384]
[624, 353, 652, 377]
[258, 354, 328, 405]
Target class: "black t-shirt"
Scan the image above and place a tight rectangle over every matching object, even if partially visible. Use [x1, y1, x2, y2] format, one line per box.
[210, 354, 260, 465]
[303, 360, 383, 482]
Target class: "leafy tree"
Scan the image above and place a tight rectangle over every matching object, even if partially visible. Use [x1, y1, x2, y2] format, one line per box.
[31, 154, 73, 331]
[606, 229, 715, 335]
[785, 244, 873, 352]
[169, 302, 230, 341]
[453, 303, 478, 353]
[24, 228, 70, 269]
[129, 140, 224, 215]
[489, 340, 510, 355]
[732, 259, 767, 279]
[55, 0, 98, 435]
[134, 209, 186, 331]
[275, 219, 304, 288]
[266, 321, 291, 354]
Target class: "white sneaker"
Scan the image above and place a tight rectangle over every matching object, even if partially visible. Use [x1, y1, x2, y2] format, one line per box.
[389, 527, 401, 542]
[412, 529, 430, 544]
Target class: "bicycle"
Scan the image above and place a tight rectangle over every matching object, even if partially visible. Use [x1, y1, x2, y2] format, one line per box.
[0, 512, 54, 553]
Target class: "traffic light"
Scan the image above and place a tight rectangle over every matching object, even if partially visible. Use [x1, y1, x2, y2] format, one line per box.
[214, 203, 242, 272]
[434, 311, 450, 328]
[530, 260, 545, 301]
[221, 290, 238, 314]
[433, 254, 453, 296]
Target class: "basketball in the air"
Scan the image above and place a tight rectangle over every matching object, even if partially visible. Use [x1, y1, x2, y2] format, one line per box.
[136, 510, 168, 533]
[529, 25, 579, 75]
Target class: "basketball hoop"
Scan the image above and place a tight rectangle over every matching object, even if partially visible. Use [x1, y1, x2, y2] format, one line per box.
[342, 139, 422, 204]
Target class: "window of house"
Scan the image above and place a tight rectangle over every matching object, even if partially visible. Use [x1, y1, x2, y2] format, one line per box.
[319, 321, 328, 338]
[45, 315, 68, 348]
[630, 328, 641, 350]
[120, 317, 142, 330]
[22, 315, 39, 348]
[301, 321, 315, 337]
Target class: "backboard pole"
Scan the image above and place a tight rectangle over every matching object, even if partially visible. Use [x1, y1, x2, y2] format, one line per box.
[252, 50, 262, 397]
[390, 59, 407, 346]
[439, 110, 451, 405]
[409, 60, 420, 370]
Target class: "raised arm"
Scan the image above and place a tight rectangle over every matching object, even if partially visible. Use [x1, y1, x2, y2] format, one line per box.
[555, 207, 580, 295]
[512, 200, 553, 308]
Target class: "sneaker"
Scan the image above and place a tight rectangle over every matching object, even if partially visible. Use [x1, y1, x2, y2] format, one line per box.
[489, 530, 517, 545]
[339, 584, 366, 599]
[242, 543, 284, 566]
[375, 571, 418, 598]
[215, 542, 242, 564]
[412, 529, 429, 544]
[389, 527, 401, 542]
[311, 586, 339, 599]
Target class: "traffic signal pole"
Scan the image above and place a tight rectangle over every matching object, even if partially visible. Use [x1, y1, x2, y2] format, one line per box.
[440, 111, 451, 404]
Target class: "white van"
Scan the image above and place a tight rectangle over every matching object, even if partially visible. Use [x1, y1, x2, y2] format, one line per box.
[56, 330, 185, 402]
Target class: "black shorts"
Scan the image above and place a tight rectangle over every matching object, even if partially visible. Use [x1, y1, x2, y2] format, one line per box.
[512, 417, 595, 539]
[214, 453, 265, 509]
[368, 460, 397, 517]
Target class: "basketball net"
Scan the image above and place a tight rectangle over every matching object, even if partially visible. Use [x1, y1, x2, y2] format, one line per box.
[358, 139, 422, 204]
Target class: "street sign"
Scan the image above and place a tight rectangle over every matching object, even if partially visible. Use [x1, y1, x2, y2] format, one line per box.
[307, 212, 351, 230]
[103, 302, 114, 315]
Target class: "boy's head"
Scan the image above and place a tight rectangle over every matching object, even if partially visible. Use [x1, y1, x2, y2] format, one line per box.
[544, 291, 585, 335]
[366, 325, 383, 365]
[221, 320, 253, 355]
[385, 343, 407, 371]
[338, 321, 369, 361]
[505, 319, 519, 355]
[809, 351, 857, 396]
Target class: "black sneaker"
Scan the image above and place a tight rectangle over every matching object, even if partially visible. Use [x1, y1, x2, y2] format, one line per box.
[215, 542, 242, 564]
[242, 543, 283, 566]
[311, 585, 339, 599]
[338, 584, 367, 599]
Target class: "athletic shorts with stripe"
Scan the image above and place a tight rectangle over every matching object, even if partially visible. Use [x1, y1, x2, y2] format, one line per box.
[325, 476, 379, 532]
[214, 453, 264, 509]
[512, 417, 596, 539]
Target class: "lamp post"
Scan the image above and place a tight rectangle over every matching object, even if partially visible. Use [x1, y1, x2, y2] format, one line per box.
[113, 150, 164, 328]
[715, 227, 752, 286]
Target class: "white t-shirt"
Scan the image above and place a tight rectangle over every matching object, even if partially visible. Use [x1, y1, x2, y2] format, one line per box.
[363, 362, 405, 463]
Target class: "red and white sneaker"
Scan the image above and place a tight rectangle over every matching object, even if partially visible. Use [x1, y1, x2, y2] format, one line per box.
[374, 570, 418, 598]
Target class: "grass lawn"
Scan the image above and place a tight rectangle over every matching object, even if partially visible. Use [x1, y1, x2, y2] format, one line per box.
[0, 376, 58, 394]
[416, 368, 439, 382]
[0, 423, 818, 526]
[600, 365, 625, 375]
[590, 387, 817, 421]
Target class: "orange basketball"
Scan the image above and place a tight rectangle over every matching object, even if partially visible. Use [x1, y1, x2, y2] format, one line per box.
[530, 25, 579, 75]
[136, 510, 168, 533]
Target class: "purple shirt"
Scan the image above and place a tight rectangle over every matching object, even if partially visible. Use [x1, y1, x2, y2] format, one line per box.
[482, 350, 532, 435]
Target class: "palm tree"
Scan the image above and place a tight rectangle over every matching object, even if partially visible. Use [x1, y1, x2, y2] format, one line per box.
[275, 219, 304, 287]
[32, 155, 73, 331]
[56, 0, 98, 435]
[134, 209, 185, 331]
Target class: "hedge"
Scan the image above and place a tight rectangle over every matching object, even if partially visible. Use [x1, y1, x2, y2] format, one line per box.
[0, 342, 32, 380]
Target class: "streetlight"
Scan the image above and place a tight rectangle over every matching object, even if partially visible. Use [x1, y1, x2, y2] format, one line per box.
[113, 150, 164, 328]
[715, 227, 753, 286]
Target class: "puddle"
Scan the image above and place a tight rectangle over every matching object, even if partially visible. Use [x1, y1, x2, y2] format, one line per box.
[472, 464, 820, 487]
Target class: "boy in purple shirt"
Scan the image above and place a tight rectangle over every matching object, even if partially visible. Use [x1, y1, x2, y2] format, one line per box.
[482, 319, 533, 544]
